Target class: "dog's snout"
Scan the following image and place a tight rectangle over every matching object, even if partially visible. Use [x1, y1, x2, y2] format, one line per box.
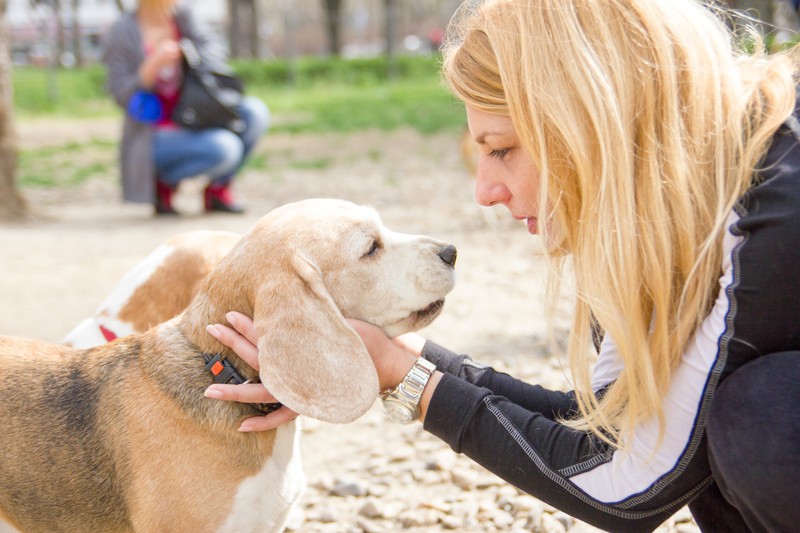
[438, 244, 457, 266]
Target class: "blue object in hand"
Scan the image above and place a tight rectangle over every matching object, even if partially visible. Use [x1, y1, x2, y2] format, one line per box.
[127, 91, 163, 123]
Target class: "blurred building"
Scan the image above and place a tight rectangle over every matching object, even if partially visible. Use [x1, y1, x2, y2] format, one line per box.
[6, 0, 461, 67]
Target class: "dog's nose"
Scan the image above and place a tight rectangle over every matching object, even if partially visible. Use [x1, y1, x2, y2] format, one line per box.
[439, 244, 457, 266]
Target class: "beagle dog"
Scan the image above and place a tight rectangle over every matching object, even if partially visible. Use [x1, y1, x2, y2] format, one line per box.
[0, 199, 457, 533]
[63, 230, 242, 349]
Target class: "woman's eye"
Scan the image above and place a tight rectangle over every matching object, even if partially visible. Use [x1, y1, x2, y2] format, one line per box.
[489, 148, 510, 159]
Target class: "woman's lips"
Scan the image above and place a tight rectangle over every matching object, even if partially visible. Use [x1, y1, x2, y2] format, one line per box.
[512, 214, 538, 234]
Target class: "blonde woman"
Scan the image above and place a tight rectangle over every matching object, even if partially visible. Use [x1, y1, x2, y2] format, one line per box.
[102, 0, 270, 215]
[205, 0, 800, 530]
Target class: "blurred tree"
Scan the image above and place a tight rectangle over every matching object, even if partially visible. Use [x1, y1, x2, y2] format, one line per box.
[385, 0, 398, 77]
[726, 0, 775, 33]
[55, 0, 65, 67]
[71, 0, 83, 67]
[228, 0, 259, 58]
[0, 0, 27, 221]
[323, 0, 343, 56]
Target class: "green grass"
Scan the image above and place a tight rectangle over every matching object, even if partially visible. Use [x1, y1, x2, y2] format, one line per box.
[12, 65, 116, 118]
[12, 54, 466, 134]
[11, 55, 466, 188]
[18, 140, 116, 187]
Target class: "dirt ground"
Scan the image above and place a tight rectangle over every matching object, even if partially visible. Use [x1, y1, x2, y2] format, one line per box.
[0, 118, 698, 532]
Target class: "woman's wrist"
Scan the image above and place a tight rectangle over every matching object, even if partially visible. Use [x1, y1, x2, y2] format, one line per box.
[418, 371, 442, 423]
[379, 342, 418, 391]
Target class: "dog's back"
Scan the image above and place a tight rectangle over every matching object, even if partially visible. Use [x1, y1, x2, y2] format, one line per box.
[64, 230, 240, 348]
[0, 336, 138, 533]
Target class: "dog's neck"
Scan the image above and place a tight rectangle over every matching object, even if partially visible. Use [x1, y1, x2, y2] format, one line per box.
[177, 269, 260, 382]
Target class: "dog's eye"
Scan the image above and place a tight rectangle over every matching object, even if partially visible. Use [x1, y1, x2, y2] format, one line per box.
[363, 239, 381, 258]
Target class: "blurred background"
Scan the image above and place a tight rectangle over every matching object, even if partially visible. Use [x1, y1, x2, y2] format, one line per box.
[0, 0, 798, 221]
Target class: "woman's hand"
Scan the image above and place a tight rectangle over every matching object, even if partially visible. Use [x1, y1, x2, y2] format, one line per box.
[138, 39, 182, 89]
[346, 319, 420, 391]
[348, 319, 441, 424]
[204, 311, 298, 432]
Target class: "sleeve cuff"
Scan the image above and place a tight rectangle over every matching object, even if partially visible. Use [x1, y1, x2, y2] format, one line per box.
[420, 339, 470, 375]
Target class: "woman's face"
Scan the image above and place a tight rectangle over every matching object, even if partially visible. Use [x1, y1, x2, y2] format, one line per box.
[466, 105, 542, 234]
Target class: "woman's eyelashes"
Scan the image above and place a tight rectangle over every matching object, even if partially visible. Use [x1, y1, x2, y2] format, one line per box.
[489, 148, 510, 159]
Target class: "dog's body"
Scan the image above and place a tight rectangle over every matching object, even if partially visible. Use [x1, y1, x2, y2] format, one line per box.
[63, 230, 242, 349]
[0, 199, 456, 533]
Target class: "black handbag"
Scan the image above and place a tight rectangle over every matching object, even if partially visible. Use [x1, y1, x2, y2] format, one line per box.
[172, 38, 246, 132]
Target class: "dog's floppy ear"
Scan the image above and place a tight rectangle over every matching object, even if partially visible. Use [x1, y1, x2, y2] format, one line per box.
[253, 254, 379, 423]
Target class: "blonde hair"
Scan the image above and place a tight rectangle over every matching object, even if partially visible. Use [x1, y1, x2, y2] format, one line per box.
[138, 0, 178, 16]
[443, 0, 798, 448]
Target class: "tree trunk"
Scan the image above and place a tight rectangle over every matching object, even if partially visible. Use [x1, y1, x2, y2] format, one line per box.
[71, 0, 83, 67]
[55, 0, 65, 68]
[384, 0, 398, 78]
[323, 0, 342, 56]
[228, 0, 259, 59]
[0, 0, 27, 221]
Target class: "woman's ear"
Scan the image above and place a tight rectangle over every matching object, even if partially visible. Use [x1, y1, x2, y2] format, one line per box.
[252, 254, 379, 423]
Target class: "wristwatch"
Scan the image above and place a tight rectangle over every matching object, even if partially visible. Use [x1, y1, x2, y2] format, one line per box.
[380, 357, 437, 424]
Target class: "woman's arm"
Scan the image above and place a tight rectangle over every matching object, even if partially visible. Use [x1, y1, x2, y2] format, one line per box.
[206, 312, 694, 532]
[102, 16, 148, 108]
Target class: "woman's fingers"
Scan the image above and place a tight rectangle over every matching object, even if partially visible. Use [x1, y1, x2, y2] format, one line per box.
[206, 322, 260, 371]
[205, 311, 298, 431]
[225, 311, 259, 346]
[204, 383, 277, 403]
[393, 332, 426, 356]
[238, 406, 299, 432]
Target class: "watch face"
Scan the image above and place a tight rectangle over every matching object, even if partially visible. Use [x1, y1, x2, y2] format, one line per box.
[382, 397, 415, 424]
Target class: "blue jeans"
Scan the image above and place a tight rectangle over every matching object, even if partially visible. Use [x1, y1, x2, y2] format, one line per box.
[153, 96, 270, 187]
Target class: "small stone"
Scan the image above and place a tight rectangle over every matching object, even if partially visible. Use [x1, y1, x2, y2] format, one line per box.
[552, 510, 574, 529]
[358, 499, 384, 519]
[672, 506, 695, 524]
[355, 517, 385, 533]
[451, 467, 479, 489]
[567, 520, 608, 532]
[314, 507, 338, 523]
[440, 514, 464, 530]
[398, 508, 441, 527]
[541, 512, 568, 533]
[487, 508, 515, 527]
[367, 483, 389, 497]
[330, 478, 368, 497]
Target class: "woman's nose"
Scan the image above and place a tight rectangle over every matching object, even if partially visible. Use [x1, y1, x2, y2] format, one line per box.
[474, 170, 510, 207]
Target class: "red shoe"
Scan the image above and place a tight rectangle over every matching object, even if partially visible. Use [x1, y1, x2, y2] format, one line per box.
[155, 179, 178, 216]
[204, 183, 244, 214]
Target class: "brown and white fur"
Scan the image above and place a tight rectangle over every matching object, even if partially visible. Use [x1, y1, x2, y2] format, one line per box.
[63, 230, 242, 349]
[0, 199, 457, 533]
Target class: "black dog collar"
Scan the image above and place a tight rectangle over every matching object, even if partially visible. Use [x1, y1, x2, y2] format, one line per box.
[204, 354, 282, 415]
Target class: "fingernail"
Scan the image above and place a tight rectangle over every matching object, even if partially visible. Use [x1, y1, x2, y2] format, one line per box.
[204, 387, 223, 399]
[238, 426, 253, 432]
[225, 312, 237, 326]
[206, 324, 221, 339]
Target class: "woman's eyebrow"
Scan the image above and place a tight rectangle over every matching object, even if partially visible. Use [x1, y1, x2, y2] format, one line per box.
[474, 130, 509, 145]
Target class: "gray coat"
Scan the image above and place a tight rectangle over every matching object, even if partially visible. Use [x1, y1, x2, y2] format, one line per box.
[102, 5, 227, 203]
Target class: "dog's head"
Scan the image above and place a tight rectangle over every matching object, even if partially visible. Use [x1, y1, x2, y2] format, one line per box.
[215, 199, 456, 423]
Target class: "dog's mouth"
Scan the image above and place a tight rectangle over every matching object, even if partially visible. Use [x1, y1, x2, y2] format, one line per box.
[411, 298, 446, 321]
